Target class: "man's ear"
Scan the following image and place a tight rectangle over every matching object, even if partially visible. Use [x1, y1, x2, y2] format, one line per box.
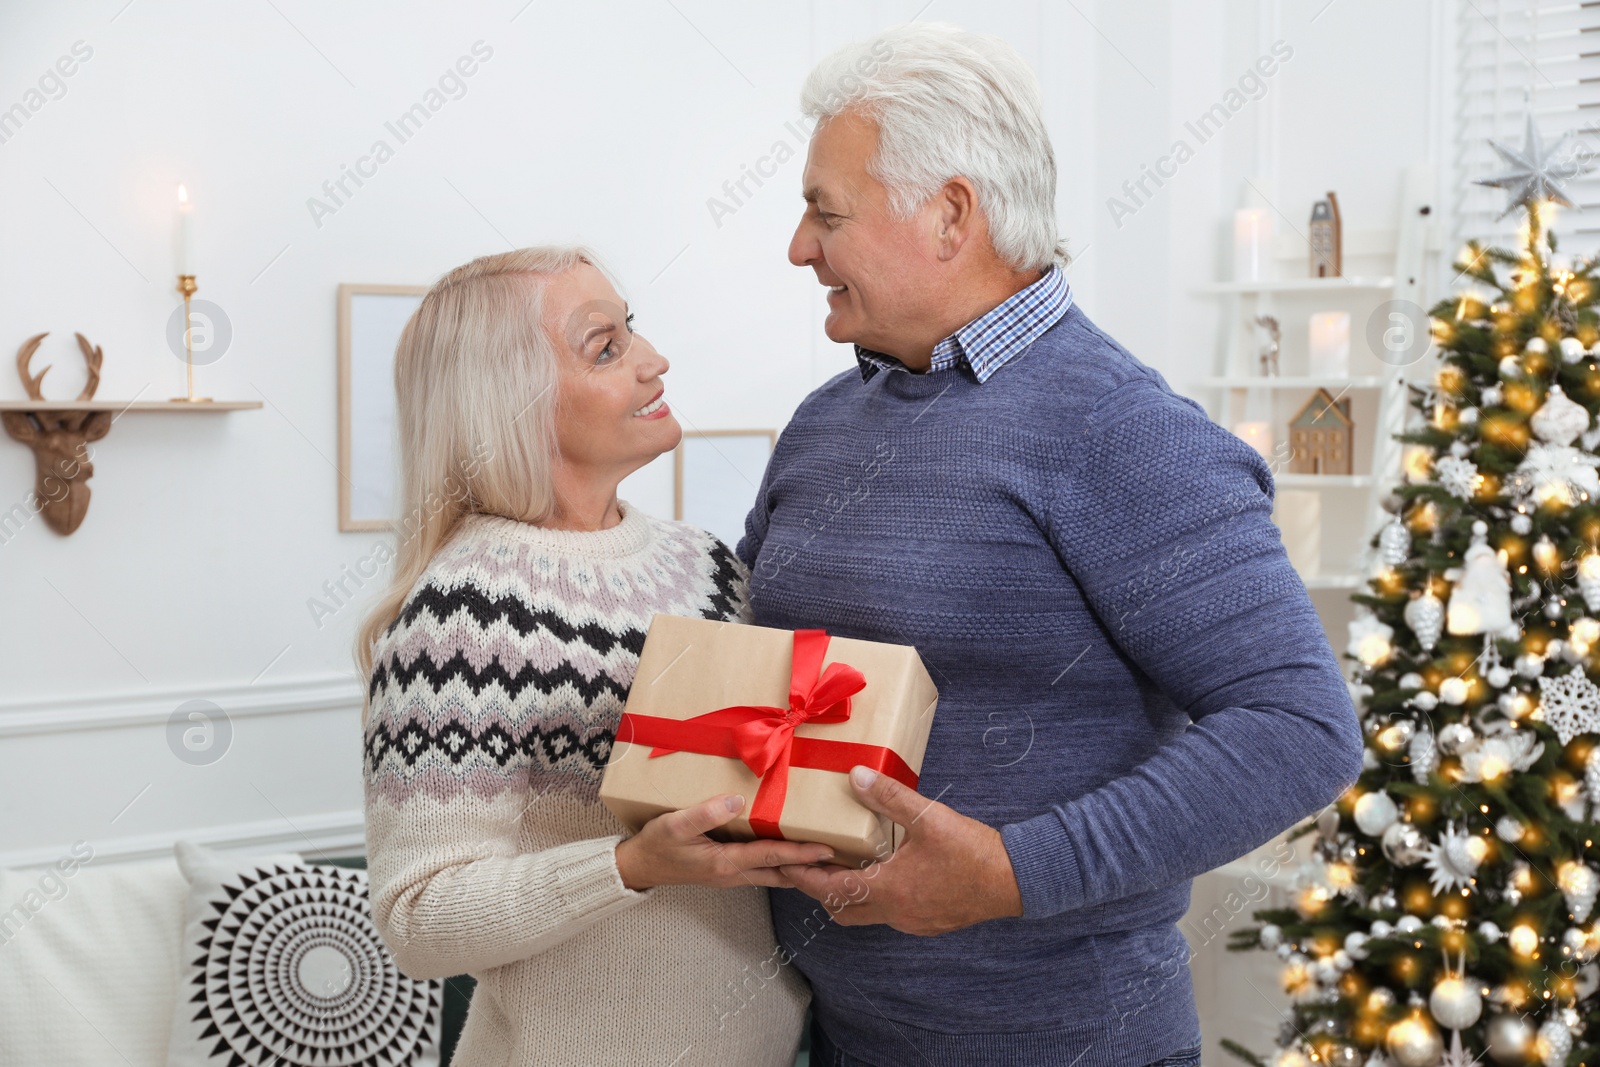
[934, 176, 981, 261]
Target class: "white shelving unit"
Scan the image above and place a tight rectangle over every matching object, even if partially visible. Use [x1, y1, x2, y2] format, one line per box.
[1191, 165, 1443, 592]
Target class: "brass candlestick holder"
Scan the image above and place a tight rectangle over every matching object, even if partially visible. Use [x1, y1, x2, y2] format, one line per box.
[172, 274, 211, 402]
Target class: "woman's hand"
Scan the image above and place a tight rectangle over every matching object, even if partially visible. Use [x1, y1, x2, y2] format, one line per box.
[613, 793, 836, 891]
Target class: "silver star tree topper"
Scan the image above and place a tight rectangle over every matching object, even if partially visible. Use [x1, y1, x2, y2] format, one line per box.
[1474, 111, 1599, 218]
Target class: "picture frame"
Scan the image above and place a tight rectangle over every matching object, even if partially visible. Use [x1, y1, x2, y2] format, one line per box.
[673, 429, 778, 550]
[336, 283, 428, 532]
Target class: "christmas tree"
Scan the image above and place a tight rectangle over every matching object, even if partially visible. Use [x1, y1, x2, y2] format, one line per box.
[1224, 135, 1600, 1067]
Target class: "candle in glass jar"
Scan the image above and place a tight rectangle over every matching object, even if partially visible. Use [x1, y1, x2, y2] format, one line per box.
[1308, 310, 1351, 378]
[1233, 208, 1272, 282]
[175, 183, 194, 275]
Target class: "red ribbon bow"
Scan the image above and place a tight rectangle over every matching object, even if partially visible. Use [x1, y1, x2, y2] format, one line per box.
[615, 629, 918, 838]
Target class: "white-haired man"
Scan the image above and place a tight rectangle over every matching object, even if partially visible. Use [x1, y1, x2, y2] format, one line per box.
[736, 22, 1363, 1067]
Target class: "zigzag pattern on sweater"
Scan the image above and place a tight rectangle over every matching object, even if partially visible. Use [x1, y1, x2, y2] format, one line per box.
[365, 511, 749, 805]
[370, 647, 636, 707]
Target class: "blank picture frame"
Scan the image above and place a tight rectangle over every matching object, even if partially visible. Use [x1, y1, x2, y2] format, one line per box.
[674, 430, 777, 550]
[337, 283, 427, 532]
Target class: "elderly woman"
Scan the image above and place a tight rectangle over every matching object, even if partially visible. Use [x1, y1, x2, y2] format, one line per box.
[356, 247, 823, 1066]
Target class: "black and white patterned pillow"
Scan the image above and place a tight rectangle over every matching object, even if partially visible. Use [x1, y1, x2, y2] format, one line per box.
[165, 840, 441, 1067]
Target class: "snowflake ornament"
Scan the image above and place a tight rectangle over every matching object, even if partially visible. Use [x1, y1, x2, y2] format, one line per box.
[1434, 454, 1481, 499]
[1535, 668, 1600, 746]
[1347, 613, 1394, 669]
[1507, 443, 1600, 507]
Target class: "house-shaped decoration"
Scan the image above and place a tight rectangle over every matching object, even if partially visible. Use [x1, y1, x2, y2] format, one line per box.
[1287, 388, 1353, 475]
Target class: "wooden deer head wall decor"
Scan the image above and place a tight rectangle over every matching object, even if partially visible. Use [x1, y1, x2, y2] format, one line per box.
[1, 332, 113, 535]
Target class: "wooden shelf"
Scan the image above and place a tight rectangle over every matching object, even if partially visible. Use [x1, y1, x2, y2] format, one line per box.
[1197, 375, 1389, 390]
[1303, 573, 1364, 590]
[1276, 474, 1374, 489]
[1193, 276, 1396, 295]
[0, 400, 261, 412]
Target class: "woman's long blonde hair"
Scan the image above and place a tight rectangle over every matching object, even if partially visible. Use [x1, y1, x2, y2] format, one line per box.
[354, 245, 603, 725]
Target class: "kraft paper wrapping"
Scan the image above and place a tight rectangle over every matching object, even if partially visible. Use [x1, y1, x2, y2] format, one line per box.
[598, 614, 939, 869]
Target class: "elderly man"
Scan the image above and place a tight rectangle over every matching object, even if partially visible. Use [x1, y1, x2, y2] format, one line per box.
[734, 21, 1364, 1067]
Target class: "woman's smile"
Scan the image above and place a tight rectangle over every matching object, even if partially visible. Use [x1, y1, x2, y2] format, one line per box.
[633, 390, 669, 419]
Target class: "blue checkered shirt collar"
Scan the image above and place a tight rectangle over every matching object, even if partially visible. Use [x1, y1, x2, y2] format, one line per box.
[853, 264, 1072, 383]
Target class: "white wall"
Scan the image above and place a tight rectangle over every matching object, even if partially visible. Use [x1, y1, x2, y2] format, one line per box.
[0, 0, 1444, 1051]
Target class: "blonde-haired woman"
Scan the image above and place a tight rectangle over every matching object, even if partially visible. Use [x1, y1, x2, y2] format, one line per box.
[357, 247, 821, 1066]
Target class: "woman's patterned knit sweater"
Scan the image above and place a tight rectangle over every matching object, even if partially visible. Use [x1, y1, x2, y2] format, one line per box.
[362, 501, 809, 1067]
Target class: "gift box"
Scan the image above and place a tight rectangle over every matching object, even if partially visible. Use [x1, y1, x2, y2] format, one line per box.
[598, 613, 939, 869]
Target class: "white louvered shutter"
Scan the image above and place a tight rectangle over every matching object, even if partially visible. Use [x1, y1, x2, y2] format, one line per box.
[1456, 0, 1600, 256]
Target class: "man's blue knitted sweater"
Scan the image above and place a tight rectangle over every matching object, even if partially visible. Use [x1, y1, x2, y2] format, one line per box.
[736, 300, 1364, 1067]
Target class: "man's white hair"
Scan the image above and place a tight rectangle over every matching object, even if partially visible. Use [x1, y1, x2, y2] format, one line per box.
[800, 22, 1065, 272]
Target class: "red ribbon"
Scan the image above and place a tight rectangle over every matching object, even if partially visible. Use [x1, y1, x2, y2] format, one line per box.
[615, 629, 919, 839]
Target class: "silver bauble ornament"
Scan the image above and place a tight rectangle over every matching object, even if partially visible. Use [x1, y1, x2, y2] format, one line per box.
[1382, 718, 1417, 748]
[1512, 511, 1533, 534]
[1355, 791, 1401, 836]
[1438, 721, 1478, 755]
[1404, 591, 1445, 652]
[1428, 974, 1484, 1030]
[1259, 923, 1281, 949]
[1487, 665, 1513, 688]
[1516, 652, 1547, 678]
[1486, 1014, 1534, 1064]
[1412, 690, 1440, 711]
[1387, 1013, 1443, 1067]
[1479, 920, 1503, 942]
[1345, 930, 1371, 960]
[1496, 816, 1526, 843]
[1383, 822, 1429, 866]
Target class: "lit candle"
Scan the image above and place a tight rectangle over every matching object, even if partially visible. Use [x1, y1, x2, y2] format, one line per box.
[1308, 310, 1351, 378]
[175, 182, 194, 276]
[1233, 420, 1273, 459]
[1233, 208, 1272, 282]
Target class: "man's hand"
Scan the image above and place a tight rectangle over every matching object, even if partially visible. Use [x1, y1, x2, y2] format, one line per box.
[778, 765, 1025, 935]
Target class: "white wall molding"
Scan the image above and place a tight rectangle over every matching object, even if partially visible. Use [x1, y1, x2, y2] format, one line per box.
[0, 809, 367, 871]
[0, 673, 363, 739]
